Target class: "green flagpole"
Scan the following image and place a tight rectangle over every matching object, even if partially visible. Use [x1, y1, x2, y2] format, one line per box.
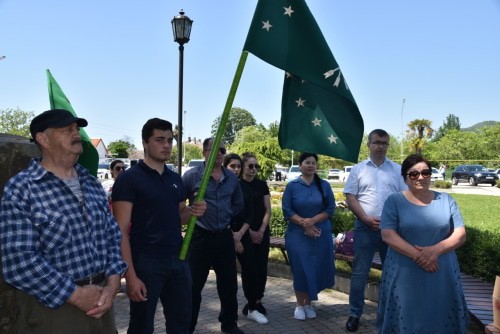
[179, 51, 249, 260]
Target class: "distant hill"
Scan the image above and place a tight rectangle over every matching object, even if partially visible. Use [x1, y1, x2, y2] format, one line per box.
[462, 121, 499, 132]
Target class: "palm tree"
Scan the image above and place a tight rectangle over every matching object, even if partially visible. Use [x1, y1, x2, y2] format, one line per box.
[407, 119, 433, 154]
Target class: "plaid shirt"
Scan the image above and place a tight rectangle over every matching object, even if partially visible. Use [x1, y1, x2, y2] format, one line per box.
[0, 159, 127, 308]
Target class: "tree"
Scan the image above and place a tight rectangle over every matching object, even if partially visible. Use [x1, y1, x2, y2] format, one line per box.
[210, 107, 256, 145]
[407, 119, 434, 154]
[434, 114, 461, 141]
[0, 107, 34, 138]
[107, 137, 136, 158]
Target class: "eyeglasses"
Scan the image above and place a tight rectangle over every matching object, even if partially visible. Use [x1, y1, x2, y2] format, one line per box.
[114, 166, 126, 171]
[371, 141, 389, 147]
[247, 164, 260, 170]
[205, 147, 226, 154]
[406, 169, 432, 180]
[228, 163, 241, 169]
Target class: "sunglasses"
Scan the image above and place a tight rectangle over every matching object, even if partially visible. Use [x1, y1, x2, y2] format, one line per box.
[406, 169, 432, 180]
[114, 166, 126, 171]
[228, 163, 241, 169]
[247, 164, 260, 170]
[205, 147, 226, 154]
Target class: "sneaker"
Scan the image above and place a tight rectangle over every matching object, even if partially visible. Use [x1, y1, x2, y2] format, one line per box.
[304, 304, 316, 319]
[242, 303, 249, 316]
[247, 310, 269, 324]
[294, 306, 305, 320]
[256, 302, 267, 315]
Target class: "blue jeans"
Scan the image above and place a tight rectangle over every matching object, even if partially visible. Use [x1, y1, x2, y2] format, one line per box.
[349, 220, 388, 318]
[128, 254, 192, 334]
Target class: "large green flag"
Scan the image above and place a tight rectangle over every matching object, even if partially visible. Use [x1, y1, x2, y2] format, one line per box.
[243, 0, 363, 162]
[46, 69, 99, 176]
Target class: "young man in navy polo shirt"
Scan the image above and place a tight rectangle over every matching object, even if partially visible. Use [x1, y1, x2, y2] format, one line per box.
[112, 118, 206, 334]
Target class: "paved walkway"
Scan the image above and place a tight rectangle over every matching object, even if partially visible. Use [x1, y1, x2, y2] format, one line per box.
[113, 270, 483, 334]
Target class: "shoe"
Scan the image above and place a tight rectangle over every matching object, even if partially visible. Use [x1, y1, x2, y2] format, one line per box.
[294, 306, 305, 320]
[221, 325, 244, 334]
[247, 310, 269, 324]
[346, 316, 360, 332]
[256, 302, 267, 315]
[304, 304, 316, 319]
[242, 303, 249, 316]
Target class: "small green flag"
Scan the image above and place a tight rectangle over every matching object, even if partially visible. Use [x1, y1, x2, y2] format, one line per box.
[46, 69, 99, 176]
[243, 0, 364, 162]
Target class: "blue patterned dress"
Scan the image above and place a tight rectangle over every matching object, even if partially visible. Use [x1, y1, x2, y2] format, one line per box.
[377, 191, 469, 333]
[282, 177, 335, 300]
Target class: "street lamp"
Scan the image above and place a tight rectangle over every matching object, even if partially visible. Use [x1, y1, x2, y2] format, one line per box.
[0, 56, 5, 61]
[171, 10, 193, 175]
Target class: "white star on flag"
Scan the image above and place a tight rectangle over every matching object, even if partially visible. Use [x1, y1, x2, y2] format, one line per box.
[295, 97, 305, 107]
[262, 20, 272, 31]
[328, 134, 338, 144]
[311, 118, 322, 126]
[283, 6, 294, 17]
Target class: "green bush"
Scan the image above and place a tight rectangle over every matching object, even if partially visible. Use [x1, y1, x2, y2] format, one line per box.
[433, 180, 452, 189]
[456, 226, 500, 283]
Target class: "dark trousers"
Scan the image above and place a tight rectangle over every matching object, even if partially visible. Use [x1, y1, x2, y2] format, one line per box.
[128, 254, 192, 334]
[237, 231, 270, 310]
[188, 226, 238, 332]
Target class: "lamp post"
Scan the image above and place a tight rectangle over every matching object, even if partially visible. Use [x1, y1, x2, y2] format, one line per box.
[0, 56, 5, 61]
[400, 98, 406, 162]
[171, 10, 193, 175]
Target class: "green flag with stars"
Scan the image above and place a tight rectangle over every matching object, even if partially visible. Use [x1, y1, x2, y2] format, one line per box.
[243, 0, 363, 162]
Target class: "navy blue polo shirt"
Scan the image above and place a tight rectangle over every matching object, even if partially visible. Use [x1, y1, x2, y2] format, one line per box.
[112, 160, 185, 258]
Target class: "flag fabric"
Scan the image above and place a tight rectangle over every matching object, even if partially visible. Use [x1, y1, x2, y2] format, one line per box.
[243, 0, 364, 162]
[46, 69, 99, 176]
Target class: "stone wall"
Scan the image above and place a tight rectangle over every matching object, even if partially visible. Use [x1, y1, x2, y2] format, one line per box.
[0, 134, 39, 333]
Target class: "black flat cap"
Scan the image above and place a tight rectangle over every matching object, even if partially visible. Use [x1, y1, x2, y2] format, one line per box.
[30, 109, 88, 141]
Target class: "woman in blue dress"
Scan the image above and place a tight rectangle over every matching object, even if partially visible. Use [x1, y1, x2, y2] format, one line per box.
[377, 154, 469, 333]
[282, 152, 335, 321]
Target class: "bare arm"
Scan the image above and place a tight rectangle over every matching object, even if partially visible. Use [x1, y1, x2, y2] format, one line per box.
[112, 201, 147, 302]
[250, 194, 272, 244]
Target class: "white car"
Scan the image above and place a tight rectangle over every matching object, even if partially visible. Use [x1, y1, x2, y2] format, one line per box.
[340, 166, 353, 182]
[431, 167, 444, 182]
[327, 168, 340, 180]
[287, 165, 301, 180]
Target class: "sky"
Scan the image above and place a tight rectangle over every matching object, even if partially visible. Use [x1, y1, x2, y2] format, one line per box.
[1, 0, 499, 149]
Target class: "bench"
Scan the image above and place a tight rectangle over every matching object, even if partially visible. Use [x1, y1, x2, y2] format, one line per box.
[269, 235, 494, 331]
[269, 235, 382, 269]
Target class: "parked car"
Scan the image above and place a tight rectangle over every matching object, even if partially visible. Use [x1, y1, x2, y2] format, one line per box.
[451, 164, 498, 186]
[340, 166, 353, 182]
[327, 168, 340, 180]
[287, 165, 301, 180]
[269, 166, 288, 181]
[97, 163, 111, 180]
[183, 159, 204, 175]
[431, 167, 444, 182]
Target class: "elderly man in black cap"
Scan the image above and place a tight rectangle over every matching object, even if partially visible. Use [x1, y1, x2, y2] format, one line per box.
[0, 109, 127, 334]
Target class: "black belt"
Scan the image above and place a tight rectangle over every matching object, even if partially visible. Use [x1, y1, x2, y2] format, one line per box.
[195, 224, 231, 234]
[75, 272, 106, 286]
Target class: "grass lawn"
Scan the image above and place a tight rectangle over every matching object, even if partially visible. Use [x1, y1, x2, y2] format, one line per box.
[450, 194, 499, 232]
[269, 193, 499, 282]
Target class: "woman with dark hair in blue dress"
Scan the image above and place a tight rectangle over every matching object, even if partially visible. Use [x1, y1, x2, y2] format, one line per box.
[282, 152, 336, 321]
[377, 154, 469, 333]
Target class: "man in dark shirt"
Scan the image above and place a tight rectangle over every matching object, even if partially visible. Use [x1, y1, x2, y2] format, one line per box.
[112, 118, 205, 334]
[182, 138, 244, 334]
